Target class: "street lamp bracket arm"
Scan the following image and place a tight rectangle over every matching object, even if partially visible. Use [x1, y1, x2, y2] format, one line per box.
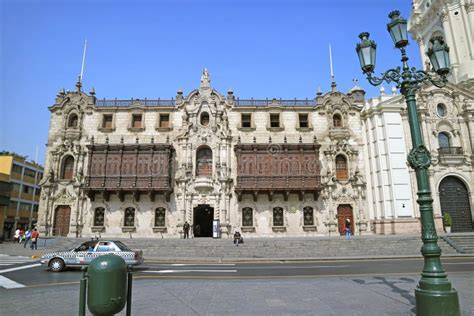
[366, 67, 402, 87]
[412, 69, 448, 88]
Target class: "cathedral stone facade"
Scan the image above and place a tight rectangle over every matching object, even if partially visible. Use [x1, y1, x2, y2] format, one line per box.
[37, 0, 474, 238]
[37, 72, 371, 238]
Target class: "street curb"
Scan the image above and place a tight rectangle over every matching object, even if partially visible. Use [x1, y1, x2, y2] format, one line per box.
[143, 253, 474, 264]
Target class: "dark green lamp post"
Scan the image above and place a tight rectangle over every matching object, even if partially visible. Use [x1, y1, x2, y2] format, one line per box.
[356, 10, 460, 316]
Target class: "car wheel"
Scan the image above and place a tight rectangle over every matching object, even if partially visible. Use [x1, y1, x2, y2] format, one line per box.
[49, 258, 65, 272]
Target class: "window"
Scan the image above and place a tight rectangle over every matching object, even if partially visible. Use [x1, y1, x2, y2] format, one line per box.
[242, 207, 253, 227]
[12, 183, 21, 192]
[19, 202, 31, 212]
[33, 204, 39, 213]
[200, 112, 210, 126]
[61, 156, 75, 180]
[155, 207, 166, 227]
[23, 185, 33, 194]
[12, 164, 22, 175]
[196, 147, 212, 176]
[273, 207, 284, 226]
[336, 155, 348, 180]
[94, 207, 105, 226]
[68, 113, 78, 128]
[159, 114, 170, 128]
[132, 114, 143, 128]
[437, 103, 447, 117]
[270, 113, 280, 128]
[24, 168, 36, 178]
[438, 132, 450, 148]
[333, 114, 342, 127]
[241, 114, 252, 128]
[124, 207, 135, 227]
[102, 114, 113, 129]
[303, 206, 314, 226]
[9, 200, 17, 209]
[299, 113, 309, 128]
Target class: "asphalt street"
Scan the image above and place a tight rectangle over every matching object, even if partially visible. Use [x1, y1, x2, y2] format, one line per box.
[0, 257, 472, 288]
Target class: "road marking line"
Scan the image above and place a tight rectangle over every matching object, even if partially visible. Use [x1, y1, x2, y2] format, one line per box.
[0, 275, 25, 289]
[170, 264, 236, 266]
[0, 263, 41, 274]
[144, 269, 237, 274]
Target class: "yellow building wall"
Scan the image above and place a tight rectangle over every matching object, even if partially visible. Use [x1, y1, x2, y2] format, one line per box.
[0, 156, 13, 176]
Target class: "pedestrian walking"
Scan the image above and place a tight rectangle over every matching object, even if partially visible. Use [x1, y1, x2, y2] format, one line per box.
[183, 221, 190, 239]
[13, 227, 20, 243]
[30, 229, 40, 250]
[18, 228, 25, 245]
[345, 218, 351, 240]
[23, 228, 32, 248]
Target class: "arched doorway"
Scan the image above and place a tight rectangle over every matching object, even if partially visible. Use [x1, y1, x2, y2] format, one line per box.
[439, 176, 473, 232]
[337, 204, 354, 235]
[53, 205, 71, 236]
[193, 204, 214, 237]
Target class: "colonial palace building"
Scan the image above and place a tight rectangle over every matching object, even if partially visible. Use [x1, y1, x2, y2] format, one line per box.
[37, 0, 474, 238]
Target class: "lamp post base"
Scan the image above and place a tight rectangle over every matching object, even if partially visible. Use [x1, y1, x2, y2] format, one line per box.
[415, 286, 460, 316]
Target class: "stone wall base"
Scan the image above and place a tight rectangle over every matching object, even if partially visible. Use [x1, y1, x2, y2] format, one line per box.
[372, 218, 421, 235]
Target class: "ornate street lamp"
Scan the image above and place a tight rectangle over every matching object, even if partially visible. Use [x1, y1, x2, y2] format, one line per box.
[356, 10, 460, 316]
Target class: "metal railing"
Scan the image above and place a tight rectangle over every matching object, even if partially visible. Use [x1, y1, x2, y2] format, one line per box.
[438, 147, 463, 155]
[96, 98, 176, 107]
[235, 98, 315, 107]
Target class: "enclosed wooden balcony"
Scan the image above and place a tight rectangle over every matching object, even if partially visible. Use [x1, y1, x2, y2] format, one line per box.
[234, 143, 321, 201]
[83, 143, 174, 201]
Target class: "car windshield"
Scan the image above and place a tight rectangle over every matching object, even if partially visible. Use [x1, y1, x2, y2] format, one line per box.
[114, 241, 132, 251]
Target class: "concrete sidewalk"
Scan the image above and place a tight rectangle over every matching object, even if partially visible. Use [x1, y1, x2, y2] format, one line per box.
[1, 273, 473, 315]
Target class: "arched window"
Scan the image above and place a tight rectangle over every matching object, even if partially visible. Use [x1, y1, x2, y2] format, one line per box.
[242, 207, 253, 227]
[303, 206, 314, 226]
[155, 207, 166, 227]
[94, 207, 105, 226]
[61, 156, 75, 180]
[68, 113, 78, 128]
[437, 103, 447, 117]
[124, 208, 135, 227]
[200, 112, 210, 126]
[335, 155, 348, 180]
[273, 207, 284, 226]
[438, 132, 450, 148]
[196, 147, 212, 176]
[333, 114, 342, 127]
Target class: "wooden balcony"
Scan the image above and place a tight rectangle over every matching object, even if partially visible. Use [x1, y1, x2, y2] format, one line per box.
[83, 143, 174, 201]
[235, 143, 321, 201]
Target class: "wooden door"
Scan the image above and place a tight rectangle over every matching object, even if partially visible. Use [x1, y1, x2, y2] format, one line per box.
[439, 176, 473, 232]
[337, 204, 353, 235]
[53, 206, 71, 236]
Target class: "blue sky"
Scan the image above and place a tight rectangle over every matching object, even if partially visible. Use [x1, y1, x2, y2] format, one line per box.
[0, 0, 419, 165]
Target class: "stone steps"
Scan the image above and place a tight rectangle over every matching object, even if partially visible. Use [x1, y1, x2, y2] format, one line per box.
[45, 235, 465, 260]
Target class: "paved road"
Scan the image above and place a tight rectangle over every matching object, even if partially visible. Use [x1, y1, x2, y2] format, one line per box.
[0, 257, 472, 289]
[1, 257, 473, 315]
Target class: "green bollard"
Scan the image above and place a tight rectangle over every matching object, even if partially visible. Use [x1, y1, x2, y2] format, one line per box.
[87, 254, 127, 316]
[126, 266, 133, 316]
[79, 266, 88, 316]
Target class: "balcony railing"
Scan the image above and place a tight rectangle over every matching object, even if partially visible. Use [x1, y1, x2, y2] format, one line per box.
[96, 98, 176, 107]
[438, 147, 463, 155]
[235, 98, 315, 107]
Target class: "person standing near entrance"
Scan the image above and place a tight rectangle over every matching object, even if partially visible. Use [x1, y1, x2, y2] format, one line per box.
[344, 218, 351, 240]
[30, 229, 39, 250]
[183, 221, 190, 239]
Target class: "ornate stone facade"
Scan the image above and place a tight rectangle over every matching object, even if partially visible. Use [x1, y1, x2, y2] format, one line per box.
[37, 72, 370, 238]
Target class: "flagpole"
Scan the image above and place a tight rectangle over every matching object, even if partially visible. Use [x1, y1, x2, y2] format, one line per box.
[80, 40, 87, 83]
